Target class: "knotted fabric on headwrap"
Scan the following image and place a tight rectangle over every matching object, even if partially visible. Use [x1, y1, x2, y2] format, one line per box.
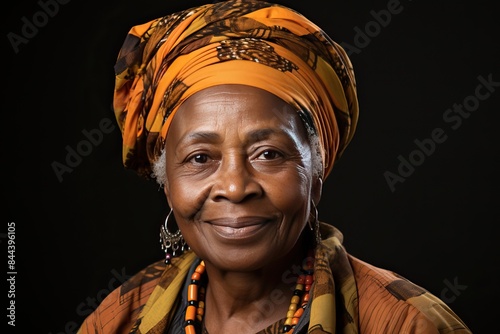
[113, 0, 358, 180]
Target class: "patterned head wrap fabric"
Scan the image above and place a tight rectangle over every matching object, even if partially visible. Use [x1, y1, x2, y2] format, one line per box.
[113, 0, 359, 180]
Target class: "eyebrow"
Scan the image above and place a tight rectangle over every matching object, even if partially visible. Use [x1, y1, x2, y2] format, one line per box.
[246, 128, 278, 143]
[183, 131, 221, 143]
[181, 128, 289, 145]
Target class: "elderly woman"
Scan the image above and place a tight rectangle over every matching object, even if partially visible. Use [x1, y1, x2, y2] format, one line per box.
[78, 1, 472, 333]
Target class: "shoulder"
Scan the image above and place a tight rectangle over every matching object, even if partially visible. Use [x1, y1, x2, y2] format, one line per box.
[77, 254, 192, 334]
[348, 255, 472, 334]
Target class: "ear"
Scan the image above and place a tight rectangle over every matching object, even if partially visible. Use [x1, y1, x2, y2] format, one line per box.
[311, 176, 322, 206]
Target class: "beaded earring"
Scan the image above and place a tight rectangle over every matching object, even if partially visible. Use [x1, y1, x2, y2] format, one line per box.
[160, 209, 189, 264]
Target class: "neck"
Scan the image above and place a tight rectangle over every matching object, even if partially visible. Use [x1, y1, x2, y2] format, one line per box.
[202, 241, 309, 334]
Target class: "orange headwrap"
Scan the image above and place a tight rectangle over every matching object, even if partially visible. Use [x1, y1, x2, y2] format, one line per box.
[113, 0, 358, 180]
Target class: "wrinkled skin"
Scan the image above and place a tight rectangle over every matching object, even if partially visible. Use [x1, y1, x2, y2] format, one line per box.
[163, 84, 322, 333]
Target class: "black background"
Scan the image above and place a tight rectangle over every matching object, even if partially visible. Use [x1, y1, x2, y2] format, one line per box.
[4, 0, 498, 333]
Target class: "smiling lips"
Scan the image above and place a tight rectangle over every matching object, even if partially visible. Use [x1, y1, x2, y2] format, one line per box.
[206, 217, 272, 240]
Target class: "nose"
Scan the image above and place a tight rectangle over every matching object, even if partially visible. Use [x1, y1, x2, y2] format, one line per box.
[211, 154, 262, 203]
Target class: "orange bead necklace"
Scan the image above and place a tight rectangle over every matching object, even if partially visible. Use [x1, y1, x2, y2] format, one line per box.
[184, 254, 314, 334]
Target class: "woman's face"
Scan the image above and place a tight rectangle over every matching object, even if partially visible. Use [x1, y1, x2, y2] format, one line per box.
[164, 84, 321, 271]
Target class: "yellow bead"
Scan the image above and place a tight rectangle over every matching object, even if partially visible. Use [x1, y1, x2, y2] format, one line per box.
[288, 304, 297, 311]
[287, 310, 295, 318]
[291, 295, 300, 304]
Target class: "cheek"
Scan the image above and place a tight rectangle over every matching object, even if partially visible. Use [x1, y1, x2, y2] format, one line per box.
[165, 165, 211, 221]
[269, 167, 312, 218]
[170, 181, 205, 219]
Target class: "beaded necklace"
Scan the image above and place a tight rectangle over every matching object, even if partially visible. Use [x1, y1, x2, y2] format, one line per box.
[184, 253, 315, 334]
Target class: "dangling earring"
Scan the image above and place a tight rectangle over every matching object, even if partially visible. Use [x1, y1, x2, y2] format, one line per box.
[309, 200, 321, 245]
[159, 209, 188, 265]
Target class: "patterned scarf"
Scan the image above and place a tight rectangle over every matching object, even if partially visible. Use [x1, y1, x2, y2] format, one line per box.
[113, 0, 358, 180]
[76, 222, 472, 333]
[129, 223, 359, 334]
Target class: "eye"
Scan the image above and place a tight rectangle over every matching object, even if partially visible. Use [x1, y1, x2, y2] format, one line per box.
[190, 154, 209, 164]
[258, 150, 282, 160]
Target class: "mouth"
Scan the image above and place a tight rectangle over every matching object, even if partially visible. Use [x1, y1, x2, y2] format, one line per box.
[206, 217, 272, 240]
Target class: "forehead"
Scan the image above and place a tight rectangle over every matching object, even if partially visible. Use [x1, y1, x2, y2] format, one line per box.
[169, 84, 307, 135]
